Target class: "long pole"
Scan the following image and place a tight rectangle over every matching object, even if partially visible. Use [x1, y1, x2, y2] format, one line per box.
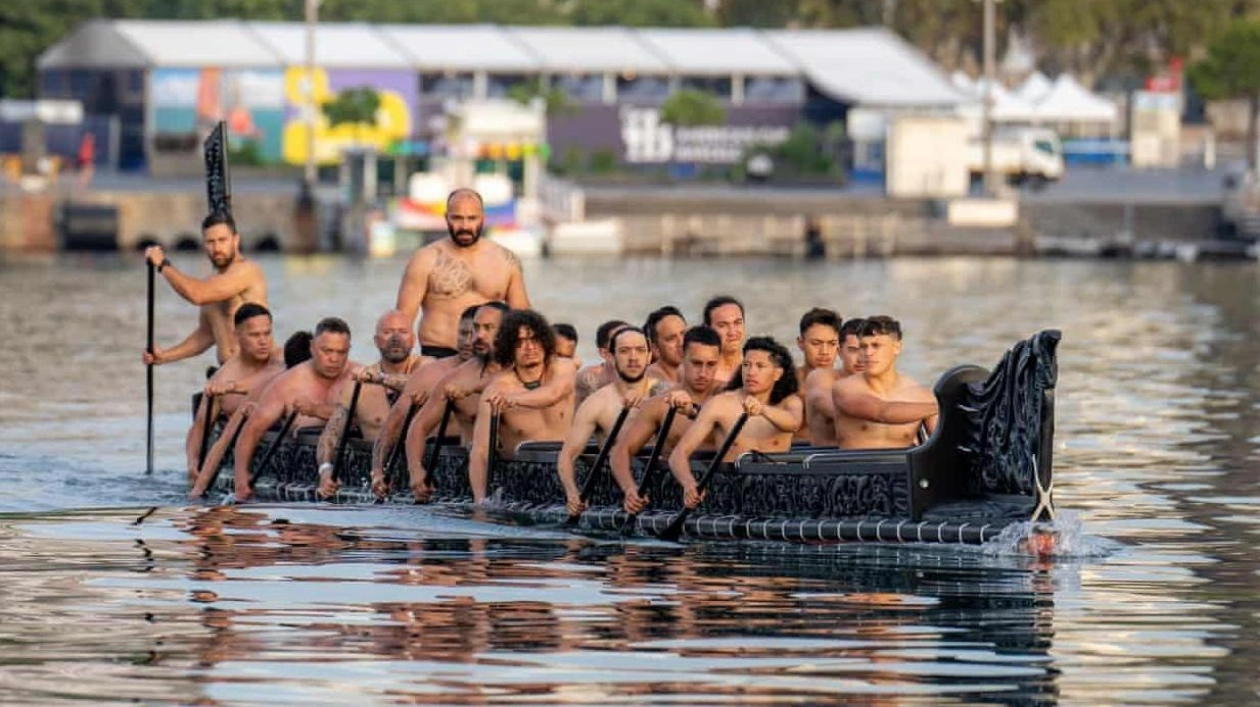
[981, 0, 997, 197]
[303, 0, 318, 190]
[145, 262, 155, 475]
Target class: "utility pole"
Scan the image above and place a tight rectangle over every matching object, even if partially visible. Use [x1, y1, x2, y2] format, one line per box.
[882, 0, 898, 27]
[304, 0, 319, 190]
[980, 0, 1001, 197]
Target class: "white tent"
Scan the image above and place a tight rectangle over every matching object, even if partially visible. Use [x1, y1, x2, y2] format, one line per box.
[951, 70, 975, 94]
[956, 77, 1039, 122]
[1016, 72, 1053, 104]
[1032, 74, 1118, 124]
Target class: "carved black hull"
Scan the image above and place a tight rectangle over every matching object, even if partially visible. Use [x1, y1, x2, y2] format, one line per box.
[209, 330, 1062, 547]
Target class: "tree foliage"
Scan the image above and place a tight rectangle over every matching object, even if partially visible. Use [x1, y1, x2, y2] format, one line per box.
[660, 90, 726, 127]
[322, 87, 380, 128]
[1189, 19, 1260, 170]
[6, 0, 1260, 98]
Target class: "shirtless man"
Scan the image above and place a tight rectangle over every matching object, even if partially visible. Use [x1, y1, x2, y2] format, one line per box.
[559, 326, 668, 515]
[368, 305, 478, 492]
[804, 317, 867, 446]
[231, 317, 357, 502]
[395, 188, 530, 359]
[794, 308, 842, 443]
[390, 302, 508, 502]
[185, 303, 284, 484]
[143, 212, 268, 365]
[832, 316, 938, 450]
[702, 295, 746, 385]
[186, 330, 313, 498]
[553, 323, 582, 369]
[612, 325, 721, 514]
[315, 309, 424, 497]
[468, 309, 576, 503]
[669, 336, 803, 509]
[574, 319, 629, 406]
[643, 306, 686, 385]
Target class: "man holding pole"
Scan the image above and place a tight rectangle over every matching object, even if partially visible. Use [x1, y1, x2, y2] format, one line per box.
[142, 212, 269, 366]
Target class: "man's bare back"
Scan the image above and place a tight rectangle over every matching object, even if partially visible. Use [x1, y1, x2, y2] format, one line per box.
[395, 190, 529, 352]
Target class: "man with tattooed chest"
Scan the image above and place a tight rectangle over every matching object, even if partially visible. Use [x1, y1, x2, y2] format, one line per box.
[396, 188, 531, 361]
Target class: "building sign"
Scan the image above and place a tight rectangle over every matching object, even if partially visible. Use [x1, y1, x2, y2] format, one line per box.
[620, 107, 791, 164]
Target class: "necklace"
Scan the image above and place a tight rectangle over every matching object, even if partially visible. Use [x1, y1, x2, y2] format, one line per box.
[515, 367, 543, 390]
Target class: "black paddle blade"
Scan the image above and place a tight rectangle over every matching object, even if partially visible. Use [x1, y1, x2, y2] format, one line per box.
[145, 261, 155, 475]
[655, 412, 749, 543]
[203, 121, 232, 218]
[619, 404, 680, 535]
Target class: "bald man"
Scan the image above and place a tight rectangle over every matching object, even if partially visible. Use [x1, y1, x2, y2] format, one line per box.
[396, 188, 531, 359]
[316, 309, 423, 495]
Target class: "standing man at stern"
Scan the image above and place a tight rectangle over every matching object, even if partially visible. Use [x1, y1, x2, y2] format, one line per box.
[143, 212, 268, 365]
[396, 189, 531, 360]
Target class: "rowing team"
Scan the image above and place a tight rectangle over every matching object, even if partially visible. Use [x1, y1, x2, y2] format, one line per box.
[185, 296, 939, 513]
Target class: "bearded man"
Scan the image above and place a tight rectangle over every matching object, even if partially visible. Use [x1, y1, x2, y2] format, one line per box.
[395, 188, 531, 360]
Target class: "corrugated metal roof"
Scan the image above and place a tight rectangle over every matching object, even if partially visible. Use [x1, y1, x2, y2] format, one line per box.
[506, 27, 668, 74]
[247, 22, 411, 69]
[764, 28, 965, 107]
[378, 24, 539, 72]
[37, 19, 150, 69]
[636, 28, 796, 76]
[113, 20, 280, 68]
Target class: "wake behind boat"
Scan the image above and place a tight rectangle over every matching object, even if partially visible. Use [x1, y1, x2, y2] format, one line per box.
[204, 329, 1061, 547]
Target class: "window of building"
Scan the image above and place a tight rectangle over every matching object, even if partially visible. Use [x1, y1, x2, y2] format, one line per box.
[744, 76, 806, 104]
[680, 76, 732, 100]
[616, 74, 670, 102]
[554, 73, 604, 103]
[420, 72, 474, 99]
[486, 73, 534, 98]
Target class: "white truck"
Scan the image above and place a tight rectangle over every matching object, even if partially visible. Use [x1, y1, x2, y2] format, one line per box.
[967, 127, 1065, 190]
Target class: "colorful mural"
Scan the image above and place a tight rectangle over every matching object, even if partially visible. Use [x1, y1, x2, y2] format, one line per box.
[151, 68, 285, 162]
[282, 68, 415, 165]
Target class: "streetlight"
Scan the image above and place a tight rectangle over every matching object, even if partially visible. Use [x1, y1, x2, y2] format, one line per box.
[978, 0, 1004, 197]
[304, 0, 320, 190]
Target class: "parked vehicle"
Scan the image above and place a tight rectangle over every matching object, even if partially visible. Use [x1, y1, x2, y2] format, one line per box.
[967, 127, 1065, 189]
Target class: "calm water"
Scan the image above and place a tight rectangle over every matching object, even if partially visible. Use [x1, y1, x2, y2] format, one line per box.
[1, 253, 1258, 705]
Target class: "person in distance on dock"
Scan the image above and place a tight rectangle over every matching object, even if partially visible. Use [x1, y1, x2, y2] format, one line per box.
[185, 303, 284, 484]
[231, 317, 357, 502]
[644, 305, 687, 385]
[395, 188, 530, 362]
[143, 212, 269, 366]
[831, 316, 938, 450]
[468, 309, 576, 504]
[612, 325, 723, 515]
[391, 302, 508, 502]
[669, 337, 803, 509]
[367, 305, 478, 497]
[559, 326, 669, 516]
[702, 295, 746, 387]
[574, 319, 630, 406]
[316, 309, 424, 498]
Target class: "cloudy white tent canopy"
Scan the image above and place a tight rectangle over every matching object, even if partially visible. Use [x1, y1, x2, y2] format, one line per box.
[955, 76, 1039, 122]
[1016, 72, 1053, 104]
[1032, 74, 1118, 124]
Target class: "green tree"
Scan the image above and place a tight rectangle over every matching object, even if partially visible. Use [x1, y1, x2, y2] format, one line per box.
[571, 0, 712, 27]
[1189, 19, 1260, 171]
[322, 86, 380, 144]
[660, 89, 726, 127]
[506, 79, 574, 116]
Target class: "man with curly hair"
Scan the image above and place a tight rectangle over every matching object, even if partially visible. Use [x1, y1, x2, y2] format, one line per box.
[467, 309, 577, 503]
[668, 336, 804, 509]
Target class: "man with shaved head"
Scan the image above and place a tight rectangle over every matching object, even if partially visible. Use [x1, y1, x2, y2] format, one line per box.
[395, 188, 531, 360]
[315, 309, 423, 495]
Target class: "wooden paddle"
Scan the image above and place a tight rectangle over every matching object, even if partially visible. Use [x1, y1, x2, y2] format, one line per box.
[422, 398, 457, 484]
[196, 393, 216, 472]
[657, 412, 749, 542]
[566, 404, 631, 526]
[330, 381, 362, 484]
[248, 409, 298, 489]
[487, 410, 501, 486]
[385, 397, 424, 478]
[619, 404, 679, 534]
[145, 261, 155, 475]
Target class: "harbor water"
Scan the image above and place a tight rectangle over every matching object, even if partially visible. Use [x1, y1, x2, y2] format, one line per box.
[0, 253, 1257, 705]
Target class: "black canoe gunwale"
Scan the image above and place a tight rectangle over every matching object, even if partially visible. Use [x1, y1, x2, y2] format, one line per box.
[207, 329, 1061, 546]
